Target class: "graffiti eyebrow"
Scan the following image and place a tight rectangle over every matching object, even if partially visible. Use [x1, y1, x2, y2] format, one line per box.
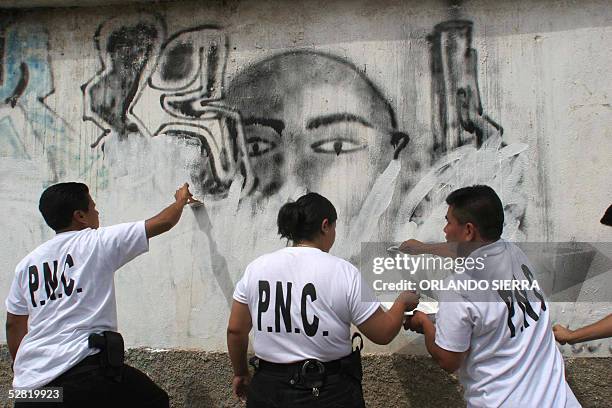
[306, 113, 372, 130]
[242, 117, 285, 136]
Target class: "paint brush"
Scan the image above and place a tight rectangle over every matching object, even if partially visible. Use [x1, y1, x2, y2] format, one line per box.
[382, 292, 439, 316]
[187, 198, 204, 208]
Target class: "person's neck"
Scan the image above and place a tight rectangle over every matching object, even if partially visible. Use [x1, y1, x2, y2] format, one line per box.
[474, 237, 499, 247]
[55, 224, 87, 234]
[457, 238, 498, 256]
[293, 239, 325, 252]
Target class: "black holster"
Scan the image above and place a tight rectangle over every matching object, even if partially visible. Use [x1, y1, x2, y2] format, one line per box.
[340, 347, 363, 382]
[88, 331, 125, 382]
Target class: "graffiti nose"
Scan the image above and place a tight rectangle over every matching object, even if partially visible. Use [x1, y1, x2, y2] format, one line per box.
[196, 153, 253, 199]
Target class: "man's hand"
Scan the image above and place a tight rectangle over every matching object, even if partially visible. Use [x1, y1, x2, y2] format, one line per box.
[145, 182, 200, 239]
[174, 183, 199, 205]
[397, 291, 420, 312]
[553, 315, 612, 345]
[399, 239, 425, 255]
[552, 324, 575, 345]
[404, 311, 429, 334]
[357, 291, 419, 345]
[405, 310, 465, 373]
[232, 374, 250, 403]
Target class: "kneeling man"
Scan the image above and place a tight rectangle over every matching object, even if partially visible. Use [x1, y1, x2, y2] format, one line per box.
[6, 182, 197, 407]
[402, 185, 580, 408]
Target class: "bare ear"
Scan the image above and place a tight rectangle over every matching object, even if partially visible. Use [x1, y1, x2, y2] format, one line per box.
[321, 218, 330, 233]
[73, 210, 86, 225]
[465, 222, 476, 240]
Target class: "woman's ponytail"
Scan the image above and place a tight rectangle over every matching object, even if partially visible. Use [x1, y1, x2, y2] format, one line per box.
[277, 193, 337, 242]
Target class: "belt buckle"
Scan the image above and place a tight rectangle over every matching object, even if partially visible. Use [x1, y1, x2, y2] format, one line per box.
[301, 359, 325, 376]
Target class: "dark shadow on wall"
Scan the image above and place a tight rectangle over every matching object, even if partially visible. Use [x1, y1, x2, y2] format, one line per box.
[192, 204, 235, 307]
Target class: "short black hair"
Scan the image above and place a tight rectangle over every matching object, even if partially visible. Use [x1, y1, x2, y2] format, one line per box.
[277, 192, 337, 242]
[446, 185, 504, 241]
[39, 182, 90, 231]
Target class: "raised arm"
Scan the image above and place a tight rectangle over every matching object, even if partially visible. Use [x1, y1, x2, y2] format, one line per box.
[399, 239, 458, 258]
[357, 291, 419, 345]
[6, 312, 28, 363]
[145, 183, 199, 239]
[399, 239, 484, 259]
[553, 314, 612, 345]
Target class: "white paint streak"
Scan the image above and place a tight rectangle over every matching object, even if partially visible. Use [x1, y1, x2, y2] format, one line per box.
[393, 136, 529, 243]
[336, 159, 401, 259]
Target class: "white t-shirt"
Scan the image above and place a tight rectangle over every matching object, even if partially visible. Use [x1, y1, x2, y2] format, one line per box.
[233, 247, 380, 363]
[435, 240, 581, 408]
[5, 221, 148, 389]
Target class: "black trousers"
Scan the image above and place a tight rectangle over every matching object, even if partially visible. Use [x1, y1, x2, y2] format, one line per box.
[14, 357, 169, 408]
[246, 369, 366, 408]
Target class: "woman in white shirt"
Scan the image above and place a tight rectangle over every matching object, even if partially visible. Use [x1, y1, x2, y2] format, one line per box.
[227, 192, 418, 407]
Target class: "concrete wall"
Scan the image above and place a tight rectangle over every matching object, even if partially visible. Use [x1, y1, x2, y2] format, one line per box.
[0, 0, 161, 8]
[0, 0, 611, 405]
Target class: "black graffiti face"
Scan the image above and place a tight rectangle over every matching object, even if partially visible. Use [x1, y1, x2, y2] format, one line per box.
[226, 51, 406, 208]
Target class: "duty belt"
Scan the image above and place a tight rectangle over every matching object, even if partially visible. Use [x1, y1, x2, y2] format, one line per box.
[257, 358, 342, 375]
[250, 333, 364, 398]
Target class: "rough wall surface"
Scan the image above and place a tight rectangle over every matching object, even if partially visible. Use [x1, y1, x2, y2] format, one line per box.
[0, 0, 611, 405]
[0, 346, 610, 407]
[0, 0, 164, 8]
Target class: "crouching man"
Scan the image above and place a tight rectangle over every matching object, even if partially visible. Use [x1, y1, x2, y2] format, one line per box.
[6, 182, 197, 407]
[401, 185, 581, 408]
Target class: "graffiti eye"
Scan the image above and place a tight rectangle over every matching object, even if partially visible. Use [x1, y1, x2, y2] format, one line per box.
[311, 138, 367, 155]
[247, 137, 277, 157]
